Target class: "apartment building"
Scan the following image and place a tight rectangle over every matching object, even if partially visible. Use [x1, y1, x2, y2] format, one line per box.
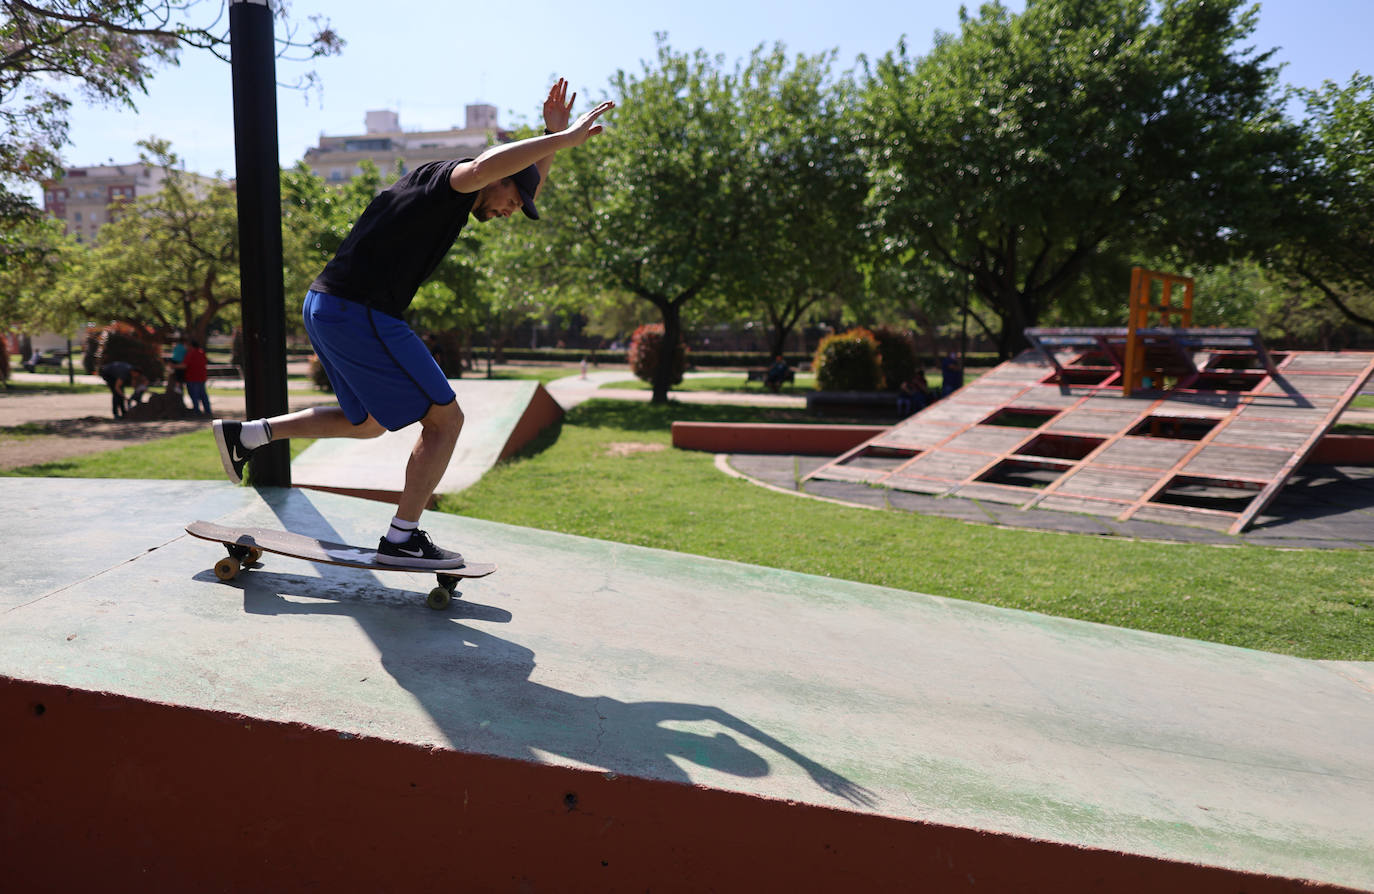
[41, 163, 218, 243]
[302, 104, 506, 184]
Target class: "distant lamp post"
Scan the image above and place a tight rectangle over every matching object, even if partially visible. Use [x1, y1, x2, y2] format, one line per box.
[229, 0, 290, 486]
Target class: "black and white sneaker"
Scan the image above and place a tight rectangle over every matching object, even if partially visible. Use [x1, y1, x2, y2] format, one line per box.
[213, 419, 254, 484]
[376, 530, 465, 568]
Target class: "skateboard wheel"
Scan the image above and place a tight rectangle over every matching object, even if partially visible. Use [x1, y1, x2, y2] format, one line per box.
[436, 573, 459, 592]
[214, 557, 241, 581]
[426, 587, 452, 610]
[246, 547, 264, 564]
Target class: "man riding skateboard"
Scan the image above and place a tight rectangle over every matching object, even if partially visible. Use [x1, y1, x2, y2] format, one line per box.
[213, 79, 613, 568]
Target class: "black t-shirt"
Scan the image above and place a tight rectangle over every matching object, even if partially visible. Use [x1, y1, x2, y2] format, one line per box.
[310, 159, 478, 318]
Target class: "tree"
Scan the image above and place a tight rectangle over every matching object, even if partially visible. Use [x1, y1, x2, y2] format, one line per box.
[727, 47, 869, 358]
[280, 158, 387, 329]
[49, 139, 239, 343]
[857, 0, 1303, 357]
[0, 0, 342, 231]
[1269, 74, 1374, 332]
[529, 39, 755, 402]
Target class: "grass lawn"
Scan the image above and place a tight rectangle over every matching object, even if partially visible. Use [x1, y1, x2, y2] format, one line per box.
[0, 429, 315, 479]
[3, 398, 1370, 660]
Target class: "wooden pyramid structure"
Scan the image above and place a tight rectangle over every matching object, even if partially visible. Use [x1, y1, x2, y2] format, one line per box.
[805, 269, 1374, 534]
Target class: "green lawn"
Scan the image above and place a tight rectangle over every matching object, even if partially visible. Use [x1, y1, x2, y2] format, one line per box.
[3, 398, 1370, 660]
[0, 429, 315, 479]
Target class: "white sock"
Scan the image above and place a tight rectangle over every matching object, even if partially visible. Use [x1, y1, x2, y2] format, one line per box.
[384, 516, 418, 544]
[240, 420, 272, 450]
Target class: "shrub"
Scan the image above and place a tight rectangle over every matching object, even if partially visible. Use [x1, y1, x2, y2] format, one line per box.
[872, 326, 919, 391]
[813, 328, 883, 391]
[308, 355, 334, 392]
[628, 323, 686, 385]
[84, 322, 165, 382]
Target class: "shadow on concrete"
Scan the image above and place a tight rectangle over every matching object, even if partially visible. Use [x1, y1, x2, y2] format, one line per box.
[240, 490, 875, 808]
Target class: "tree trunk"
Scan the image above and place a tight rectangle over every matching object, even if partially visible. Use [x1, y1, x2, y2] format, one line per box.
[651, 302, 683, 404]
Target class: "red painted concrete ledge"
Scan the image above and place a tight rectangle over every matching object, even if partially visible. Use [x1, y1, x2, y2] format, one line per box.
[672, 421, 888, 455]
[3, 676, 1357, 893]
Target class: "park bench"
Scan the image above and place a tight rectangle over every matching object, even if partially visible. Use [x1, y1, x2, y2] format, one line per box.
[805, 390, 901, 417]
[22, 350, 69, 372]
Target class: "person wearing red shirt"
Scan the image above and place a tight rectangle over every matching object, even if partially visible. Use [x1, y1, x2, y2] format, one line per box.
[184, 339, 210, 416]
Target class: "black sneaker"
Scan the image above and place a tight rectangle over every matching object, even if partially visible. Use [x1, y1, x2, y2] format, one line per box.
[213, 420, 254, 484]
[376, 530, 465, 568]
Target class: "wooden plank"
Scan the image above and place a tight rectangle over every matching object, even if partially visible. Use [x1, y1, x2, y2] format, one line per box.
[1256, 374, 1362, 398]
[884, 475, 957, 495]
[949, 483, 1039, 506]
[1092, 438, 1196, 471]
[1281, 353, 1374, 372]
[894, 451, 995, 482]
[941, 426, 1035, 454]
[1183, 445, 1291, 480]
[1053, 466, 1161, 501]
[875, 422, 964, 450]
[1044, 408, 1146, 436]
[1209, 419, 1314, 451]
[1036, 494, 1132, 517]
[1129, 505, 1237, 532]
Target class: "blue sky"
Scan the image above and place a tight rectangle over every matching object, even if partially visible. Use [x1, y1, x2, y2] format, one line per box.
[46, 0, 1374, 184]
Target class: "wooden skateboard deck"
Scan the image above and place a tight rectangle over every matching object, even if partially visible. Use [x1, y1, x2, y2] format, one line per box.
[186, 520, 495, 610]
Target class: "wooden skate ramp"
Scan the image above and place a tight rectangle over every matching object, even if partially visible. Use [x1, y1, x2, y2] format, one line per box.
[807, 336, 1374, 534]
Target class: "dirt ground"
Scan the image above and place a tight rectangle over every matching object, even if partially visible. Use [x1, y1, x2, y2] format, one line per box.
[0, 386, 334, 471]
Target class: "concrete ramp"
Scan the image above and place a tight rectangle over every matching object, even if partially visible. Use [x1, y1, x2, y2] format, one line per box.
[290, 379, 562, 502]
[2, 478, 1371, 891]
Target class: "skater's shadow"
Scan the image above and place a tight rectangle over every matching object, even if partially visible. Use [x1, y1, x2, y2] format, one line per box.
[235, 491, 875, 808]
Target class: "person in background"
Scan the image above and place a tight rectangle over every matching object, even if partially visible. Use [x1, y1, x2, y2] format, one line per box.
[183, 339, 211, 416]
[99, 361, 146, 419]
[940, 351, 964, 396]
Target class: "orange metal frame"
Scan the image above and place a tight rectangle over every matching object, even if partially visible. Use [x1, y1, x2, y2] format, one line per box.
[1123, 267, 1195, 396]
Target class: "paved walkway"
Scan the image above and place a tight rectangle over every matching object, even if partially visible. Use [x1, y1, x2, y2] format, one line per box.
[2, 478, 1370, 888]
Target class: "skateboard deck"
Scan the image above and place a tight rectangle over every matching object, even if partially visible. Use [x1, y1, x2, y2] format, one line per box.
[186, 520, 495, 609]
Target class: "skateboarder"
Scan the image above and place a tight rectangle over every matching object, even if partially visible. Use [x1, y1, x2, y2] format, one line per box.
[213, 79, 613, 568]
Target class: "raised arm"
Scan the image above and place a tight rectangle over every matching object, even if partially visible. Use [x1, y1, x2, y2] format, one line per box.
[449, 81, 613, 194]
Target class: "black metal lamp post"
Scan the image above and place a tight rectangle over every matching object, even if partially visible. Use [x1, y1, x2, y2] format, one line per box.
[229, 0, 290, 486]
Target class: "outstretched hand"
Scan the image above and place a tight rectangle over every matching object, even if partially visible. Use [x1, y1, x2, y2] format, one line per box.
[543, 78, 575, 132]
[562, 100, 615, 146]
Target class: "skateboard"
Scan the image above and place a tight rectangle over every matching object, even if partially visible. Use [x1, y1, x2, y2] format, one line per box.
[186, 520, 496, 610]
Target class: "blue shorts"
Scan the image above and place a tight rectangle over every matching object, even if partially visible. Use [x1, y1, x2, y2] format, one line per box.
[302, 290, 455, 431]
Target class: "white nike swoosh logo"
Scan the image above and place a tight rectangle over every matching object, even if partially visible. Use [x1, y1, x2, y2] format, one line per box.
[395, 547, 425, 557]
[231, 446, 248, 462]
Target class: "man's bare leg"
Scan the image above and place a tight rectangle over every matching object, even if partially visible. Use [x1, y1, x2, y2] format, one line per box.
[396, 401, 464, 522]
[266, 405, 386, 441]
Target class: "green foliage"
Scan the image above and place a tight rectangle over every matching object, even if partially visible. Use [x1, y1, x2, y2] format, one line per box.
[813, 328, 882, 391]
[49, 140, 239, 344]
[727, 47, 868, 356]
[0, 2, 341, 232]
[856, 0, 1304, 356]
[1269, 74, 1374, 333]
[281, 159, 389, 328]
[0, 213, 74, 332]
[628, 323, 685, 385]
[871, 326, 918, 391]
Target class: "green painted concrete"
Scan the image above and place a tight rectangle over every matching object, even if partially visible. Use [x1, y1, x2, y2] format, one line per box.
[2, 477, 1371, 888]
[290, 379, 546, 496]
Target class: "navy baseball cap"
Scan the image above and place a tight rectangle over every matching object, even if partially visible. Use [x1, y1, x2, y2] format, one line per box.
[511, 164, 541, 220]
